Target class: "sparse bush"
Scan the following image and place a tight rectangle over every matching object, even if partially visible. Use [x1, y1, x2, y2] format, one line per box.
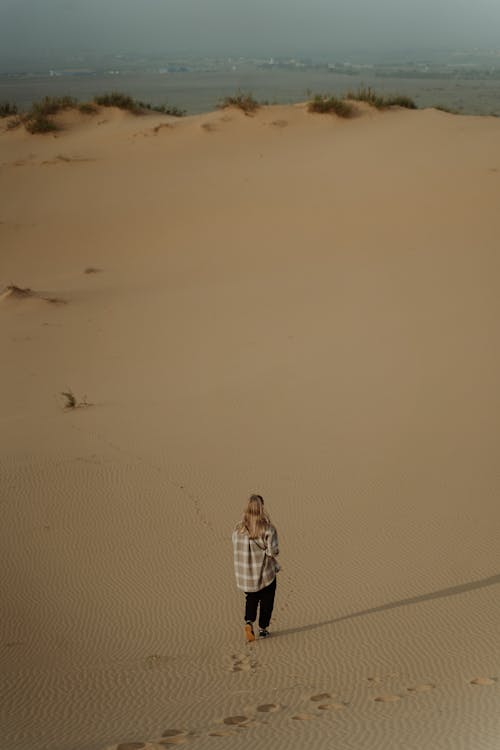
[345, 86, 417, 110]
[217, 91, 260, 114]
[25, 114, 59, 134]
[149, 103, 186, 117]
[92, 94, 187, 117]
[78, 102, 99, 115]
[22, 96, 79, 134]
[307, 94, 355, 118]
[0, 102, 18, 118]
[385, 95, 417, 109]
[31, 96, 78, 117]
[93, 92, 142, 114]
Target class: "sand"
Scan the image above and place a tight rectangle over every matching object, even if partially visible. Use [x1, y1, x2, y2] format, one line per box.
[1, 101, 500, 750]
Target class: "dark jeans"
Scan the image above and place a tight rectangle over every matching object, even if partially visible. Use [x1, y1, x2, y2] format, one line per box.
[244, 577, 276, 629]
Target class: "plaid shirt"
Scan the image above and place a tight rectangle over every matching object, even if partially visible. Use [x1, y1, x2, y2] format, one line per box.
[232, 524, 280, 592]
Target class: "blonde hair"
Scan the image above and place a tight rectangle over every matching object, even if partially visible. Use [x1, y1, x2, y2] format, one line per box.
[236, 494, 271, 539]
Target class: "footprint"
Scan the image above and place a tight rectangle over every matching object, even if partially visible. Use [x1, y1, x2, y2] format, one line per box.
[208, 730, 236, 737]
[159, 731, 190, 745]
[310, 692, 333, 702]
[317, 702, 348, 711]
[230, 653, 256, 673]
[367, 672, 398, 685]
[257, 704, 280, 713]
[291, 713, 316, 720]
[160, 739, 189, 746]
[223, 716, 249, 726]
[374, 695, 401, 703]
[470, 677, 497, 686]
[407, 684, 436, 693]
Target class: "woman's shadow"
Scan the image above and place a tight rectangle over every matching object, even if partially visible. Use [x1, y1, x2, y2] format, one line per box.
[274, 572, 500, 638]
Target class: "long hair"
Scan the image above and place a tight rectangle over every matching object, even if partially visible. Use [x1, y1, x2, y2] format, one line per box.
[236, 494, 271, 539]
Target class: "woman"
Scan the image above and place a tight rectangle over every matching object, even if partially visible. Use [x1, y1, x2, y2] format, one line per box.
[232, 494, 280, 641]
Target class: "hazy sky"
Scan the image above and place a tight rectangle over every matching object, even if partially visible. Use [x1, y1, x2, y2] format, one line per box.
[1, 0, 500, 60]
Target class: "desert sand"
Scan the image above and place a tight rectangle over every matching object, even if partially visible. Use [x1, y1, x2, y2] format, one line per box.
[1, 101, 500, 750]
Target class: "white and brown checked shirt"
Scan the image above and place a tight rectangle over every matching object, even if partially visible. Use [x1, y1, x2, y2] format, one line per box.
[232, 525, 280, 592]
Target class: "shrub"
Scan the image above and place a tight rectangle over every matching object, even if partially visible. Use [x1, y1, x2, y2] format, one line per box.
[0, 102, 18, 118]
[22, 96, 80, 134]
[146, 103, 186, 117]
[78, 102, 99, 114]
[217, 91, 260, 114]
[385, 95, 417, 109]
[25, 114, 59, 134]
[31, 95, 78, 117]
[93, 92, 142, 113]
[307, 94, 355, 118]
[345, 86, 417, 110]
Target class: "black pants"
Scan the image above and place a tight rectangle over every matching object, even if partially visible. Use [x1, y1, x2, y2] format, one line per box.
[244, 578, 276, 629]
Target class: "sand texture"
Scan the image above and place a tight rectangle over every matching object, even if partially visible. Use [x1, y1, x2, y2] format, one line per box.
[1, 103, 500, 750]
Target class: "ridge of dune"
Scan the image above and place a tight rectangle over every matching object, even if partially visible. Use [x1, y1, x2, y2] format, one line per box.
[1, 103, 500, 750]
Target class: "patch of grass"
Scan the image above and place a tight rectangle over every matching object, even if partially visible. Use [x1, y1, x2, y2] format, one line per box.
[386, 95, 417, 109]
[217, 90, 260, 114]
[20, 92, 186, 134]
[92, 94, 186, 117]
[22, 96, 78, 134]
[78, 102, 99, 115]
[31, 95, 78, 117]
[138, 101, 186, 117]
[93, 92, 143, 114]
[0, 102, 18, 118]
[25, 114, 59, 134]
[345, 86, 417, 110]
[307, 94, 355, 118]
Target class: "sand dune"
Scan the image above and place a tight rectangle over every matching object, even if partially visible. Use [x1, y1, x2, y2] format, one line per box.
[1, 102, 500, 750]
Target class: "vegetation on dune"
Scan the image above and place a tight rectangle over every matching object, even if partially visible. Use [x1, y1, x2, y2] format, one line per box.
[217, 90, 261, 114]
[93, 92, 143, 113]
[307, 94, 355, 117]
[137, 101, 186, 117]
[12, 91, 186, 134]
[78, 102, 99, 115]
[25, 114, 60, 134]
[345, 86, 417, 110]
[31, 95, 78, 116]
[22, 96, 78, 134]
[92, 92, 186, 117]
[0, 102, 18, 118]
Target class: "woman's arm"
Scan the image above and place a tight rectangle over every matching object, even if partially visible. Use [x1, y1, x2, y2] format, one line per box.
[265, 525, 279, 558]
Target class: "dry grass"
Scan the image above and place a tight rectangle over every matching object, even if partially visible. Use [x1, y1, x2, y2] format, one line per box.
[217, 91, 260, 115]
[345, 86, 417, 110]
[307, 94, 356, 118]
